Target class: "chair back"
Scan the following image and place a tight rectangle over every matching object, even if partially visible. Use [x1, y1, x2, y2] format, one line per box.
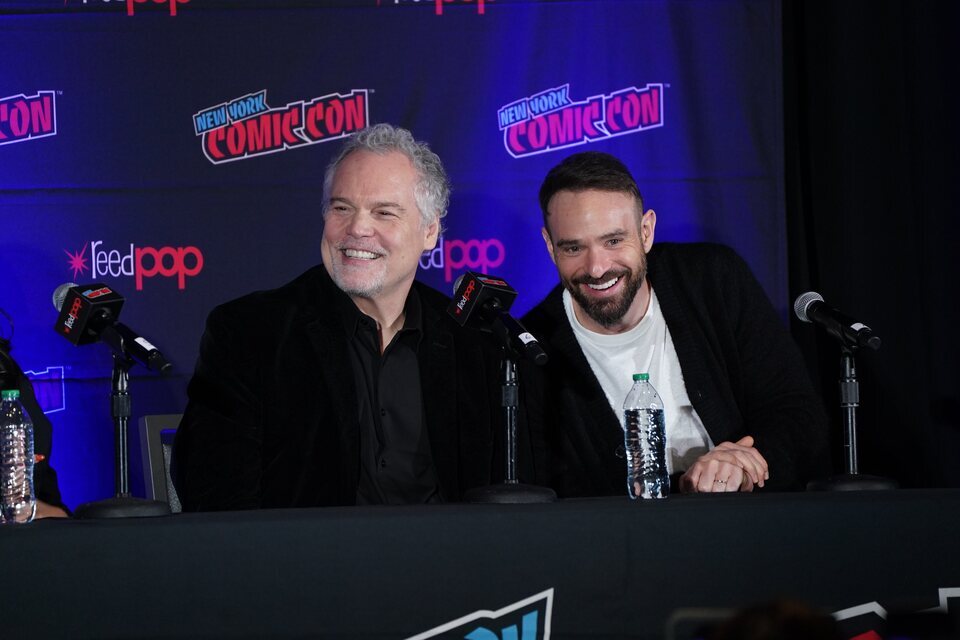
[138, 413, 183, 513]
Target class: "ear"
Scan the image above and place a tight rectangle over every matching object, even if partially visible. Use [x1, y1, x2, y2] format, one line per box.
[640, 209, 656, 253]
[422, 217, 440, 251]
[541, 226, 557, 265]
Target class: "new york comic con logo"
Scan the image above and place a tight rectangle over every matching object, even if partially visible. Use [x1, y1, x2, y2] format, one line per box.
[498, 83, 664, 158]
[63, 0, 189, 16]
[194, 89, 369, 165]
[407, 589, 552, 640]
[0, 91, 57, 147]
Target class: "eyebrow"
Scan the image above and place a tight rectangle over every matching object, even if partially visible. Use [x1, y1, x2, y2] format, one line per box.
[554, 228, 628, 247]
[328, 197, 406, 212]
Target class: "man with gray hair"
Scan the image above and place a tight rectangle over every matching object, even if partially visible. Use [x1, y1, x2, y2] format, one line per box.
[174, 124, 504, 510]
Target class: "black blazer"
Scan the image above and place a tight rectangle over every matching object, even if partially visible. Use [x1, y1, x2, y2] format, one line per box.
[173, 266, 505, 510]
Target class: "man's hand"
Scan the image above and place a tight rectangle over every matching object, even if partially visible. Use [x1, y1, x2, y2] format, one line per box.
[679, 436, 769, 493]
[35, 500, 69, 519]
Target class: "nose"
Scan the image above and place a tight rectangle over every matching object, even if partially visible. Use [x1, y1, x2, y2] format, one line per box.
[585, 247, 611, 279]
[344, 210, 374, 237]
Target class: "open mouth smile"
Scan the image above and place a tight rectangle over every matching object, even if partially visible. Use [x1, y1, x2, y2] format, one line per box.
[586, 277, 619, 291]
[342, 248, 380, 260]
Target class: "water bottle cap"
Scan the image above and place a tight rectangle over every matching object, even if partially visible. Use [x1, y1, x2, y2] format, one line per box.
[632, 373, 649, 381]
[1, 389, 20, 401]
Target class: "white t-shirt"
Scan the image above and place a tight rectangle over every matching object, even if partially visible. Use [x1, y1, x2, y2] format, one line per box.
[563, 287, 713, 474]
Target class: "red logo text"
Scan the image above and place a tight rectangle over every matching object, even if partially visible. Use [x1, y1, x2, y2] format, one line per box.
[126, 0, 189, 16]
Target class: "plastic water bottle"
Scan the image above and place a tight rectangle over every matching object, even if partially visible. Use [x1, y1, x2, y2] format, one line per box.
[623, 373, 669, 499]
[1, 389, 36, 524]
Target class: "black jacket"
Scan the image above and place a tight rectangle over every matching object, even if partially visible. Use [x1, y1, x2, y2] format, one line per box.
[173, 265, 504, 510]
[521, 243, 830, 496]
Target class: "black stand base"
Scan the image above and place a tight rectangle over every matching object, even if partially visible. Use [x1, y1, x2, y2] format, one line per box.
[74, 495, 171, 519]
[465, 483, 557, 504]
[807, 473, 899, 491]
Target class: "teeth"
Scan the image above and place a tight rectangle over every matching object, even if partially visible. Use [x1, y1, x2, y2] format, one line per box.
[344, 249, 378, 259]
[587, 277, 618, 291]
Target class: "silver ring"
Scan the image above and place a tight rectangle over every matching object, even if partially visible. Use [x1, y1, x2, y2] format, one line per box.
[715, 479, 727, 485]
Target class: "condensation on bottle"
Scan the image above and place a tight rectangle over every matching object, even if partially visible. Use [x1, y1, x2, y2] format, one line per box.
[1, 389, 36, 524]
[623, 373, 670, 499]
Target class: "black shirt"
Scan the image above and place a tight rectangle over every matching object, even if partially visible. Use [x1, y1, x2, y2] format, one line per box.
[338, 289, 441, 505]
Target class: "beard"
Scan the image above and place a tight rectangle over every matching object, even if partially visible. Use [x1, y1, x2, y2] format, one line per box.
[329, 261, 385, 298]
[325, 241, 387, 299]
[563, 260, 646, 329]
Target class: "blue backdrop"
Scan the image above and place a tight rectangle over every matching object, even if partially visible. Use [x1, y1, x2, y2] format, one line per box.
[1, 0, 785, 509]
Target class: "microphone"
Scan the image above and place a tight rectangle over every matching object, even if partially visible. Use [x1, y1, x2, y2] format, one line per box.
[52, 283, 172, 373]
[448, 272, 548, 366]
[793, 291, 881, 351]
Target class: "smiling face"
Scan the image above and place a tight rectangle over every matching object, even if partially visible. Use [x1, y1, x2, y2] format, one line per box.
[321, 149, 439, 308]
[542, 189, 656, 334]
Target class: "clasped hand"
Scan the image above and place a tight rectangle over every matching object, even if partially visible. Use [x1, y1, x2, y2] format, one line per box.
[679, 435, 769, 493]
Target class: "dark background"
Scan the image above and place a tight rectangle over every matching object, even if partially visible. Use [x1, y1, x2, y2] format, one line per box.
[784, 0, 959, 488]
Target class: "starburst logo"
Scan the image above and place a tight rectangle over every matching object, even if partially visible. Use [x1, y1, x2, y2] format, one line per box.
[65, 245, 89, 279]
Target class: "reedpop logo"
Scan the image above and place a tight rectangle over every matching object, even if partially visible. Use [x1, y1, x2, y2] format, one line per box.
[420, 237, 505, 283]
[64, 241, 204, 290]
[498, 83, 664, 158]
[194, 89, 369, 164]
[377, 0, 493, 15]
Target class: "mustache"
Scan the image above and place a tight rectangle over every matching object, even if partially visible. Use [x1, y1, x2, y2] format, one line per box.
[336, 240, 385, 254]
[571, 269, 631, 286]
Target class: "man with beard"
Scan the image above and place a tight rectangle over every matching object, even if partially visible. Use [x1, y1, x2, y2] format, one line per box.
[522, 152, 829, 496]
[173, 124, 503, 510]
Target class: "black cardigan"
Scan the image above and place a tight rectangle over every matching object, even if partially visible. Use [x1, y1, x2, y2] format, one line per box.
[521, 242, 830, 496]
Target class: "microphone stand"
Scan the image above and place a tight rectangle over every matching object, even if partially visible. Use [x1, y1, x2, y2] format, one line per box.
[466, 349, 556, 504]
[807, 345, 898, 491]
[74, 351, 171, 518]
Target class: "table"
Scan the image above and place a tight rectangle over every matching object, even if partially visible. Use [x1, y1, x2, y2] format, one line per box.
[4, 490, 959, 639]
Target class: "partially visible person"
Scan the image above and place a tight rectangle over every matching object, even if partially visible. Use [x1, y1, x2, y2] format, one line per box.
[522, 151, 829, 496]
[707, 599, 843, 640]
[173, 124, 506, 510]
[0, 332, 69, 518]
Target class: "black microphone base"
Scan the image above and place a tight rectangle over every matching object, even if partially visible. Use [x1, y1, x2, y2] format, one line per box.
[74, 495, 171, 519]
[807, 473, 899, 491]
[465, 482, 557, 504]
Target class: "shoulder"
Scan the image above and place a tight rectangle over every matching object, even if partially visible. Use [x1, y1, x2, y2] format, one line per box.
[521, 284, 566, 336]
[649, 242, 745, 268]
[204, 265, 330, 335]
[412, 278, 452, 314]
[649, 242, 755, 285]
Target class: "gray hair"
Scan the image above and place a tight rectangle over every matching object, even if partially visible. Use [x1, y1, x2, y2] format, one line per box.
[322, 123, 450, 228]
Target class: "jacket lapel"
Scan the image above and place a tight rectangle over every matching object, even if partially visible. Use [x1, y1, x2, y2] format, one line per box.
[300, 271, 360, 501]
[419, 296, 459, 500]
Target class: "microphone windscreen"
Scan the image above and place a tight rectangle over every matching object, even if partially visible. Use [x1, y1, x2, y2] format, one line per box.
[793, 291, 824, 323]
[52, 282, 78, 312]
[452, 274, 464, 297]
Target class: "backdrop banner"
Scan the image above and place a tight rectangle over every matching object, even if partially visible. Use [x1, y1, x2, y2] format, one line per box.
[1, 0, 784, 507]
